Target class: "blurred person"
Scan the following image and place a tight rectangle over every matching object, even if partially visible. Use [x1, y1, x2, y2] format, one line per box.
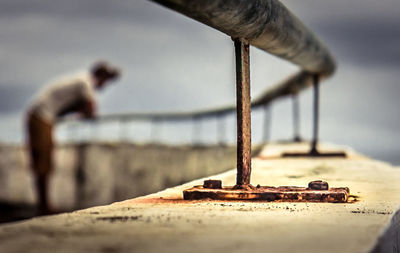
[26, 61, 120, 215]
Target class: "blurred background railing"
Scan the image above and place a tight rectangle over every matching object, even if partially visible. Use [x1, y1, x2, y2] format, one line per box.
[60, 71, 315, 146]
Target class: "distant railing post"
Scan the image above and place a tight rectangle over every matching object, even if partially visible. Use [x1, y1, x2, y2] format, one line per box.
[192, 116, 202, 145]
[217, 114, 226, 145]
[119, 119, 126, 142]
[262, 104, 272, 143]
[310, 75, 320, 154]
[67, 123, 74, 143]
[150, 119, 161, 144]
[234, 38, 252, 187]
[91, 121, 99, 142]
[68, 122, 79, 143]
[292, 93, 301, 142]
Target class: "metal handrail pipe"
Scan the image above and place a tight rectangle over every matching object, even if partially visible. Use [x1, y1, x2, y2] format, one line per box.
[149, 0, 336, 76]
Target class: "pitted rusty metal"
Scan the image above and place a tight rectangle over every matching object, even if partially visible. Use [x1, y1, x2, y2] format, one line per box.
[184, 181, 349, 203]
[234, 39, 252, 186]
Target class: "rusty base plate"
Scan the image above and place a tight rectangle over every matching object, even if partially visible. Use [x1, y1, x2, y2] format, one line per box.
[183, 185, 349, 203]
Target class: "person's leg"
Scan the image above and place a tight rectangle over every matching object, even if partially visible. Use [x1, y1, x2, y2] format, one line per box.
[36, 173, 50, 214]
[27, 112, 54, 215]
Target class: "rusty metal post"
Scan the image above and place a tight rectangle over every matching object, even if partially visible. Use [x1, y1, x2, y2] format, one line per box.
[292, 93, 301, 142]
[282, 74, 346, 158]
[310, 75, 320, 154]
[234, 38, 252, 187]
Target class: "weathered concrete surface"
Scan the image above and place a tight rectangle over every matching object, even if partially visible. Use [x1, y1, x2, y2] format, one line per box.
[0, 142, 399, 253]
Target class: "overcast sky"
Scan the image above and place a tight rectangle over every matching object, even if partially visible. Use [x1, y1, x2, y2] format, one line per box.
[0, 0, 399, 164]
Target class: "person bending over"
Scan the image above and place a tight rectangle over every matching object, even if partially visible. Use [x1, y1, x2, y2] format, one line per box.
[26, 61, 120, 214]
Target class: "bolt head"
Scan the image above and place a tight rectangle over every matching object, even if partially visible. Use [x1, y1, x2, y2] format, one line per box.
[308, 180, 329, 190]
[203, 180, 222, 189]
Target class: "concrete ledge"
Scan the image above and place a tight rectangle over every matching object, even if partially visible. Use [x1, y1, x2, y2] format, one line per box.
[0, 143, 399, 253]
[0, 142, 239, 210]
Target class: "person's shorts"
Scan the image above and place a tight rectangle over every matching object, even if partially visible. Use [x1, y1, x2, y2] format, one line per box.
[27, 111, 53, 176]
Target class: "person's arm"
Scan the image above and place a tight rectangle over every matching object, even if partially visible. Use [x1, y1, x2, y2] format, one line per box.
[79, 78, 97, 119]
[80, 99, 96, 119]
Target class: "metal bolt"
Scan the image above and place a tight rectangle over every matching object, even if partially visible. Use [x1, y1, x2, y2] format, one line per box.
[308, 180, 329, 190]
[203, 180, 222, 189]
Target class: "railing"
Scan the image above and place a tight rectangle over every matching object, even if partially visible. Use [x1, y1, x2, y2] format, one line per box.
[60, 72, 314, 145]
[61, 0, 337, 187]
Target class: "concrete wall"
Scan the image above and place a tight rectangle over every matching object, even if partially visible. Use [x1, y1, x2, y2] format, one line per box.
[0, 142, 237, 210]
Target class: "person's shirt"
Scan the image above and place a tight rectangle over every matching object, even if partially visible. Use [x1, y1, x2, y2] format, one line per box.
[29, 71, 96, 123]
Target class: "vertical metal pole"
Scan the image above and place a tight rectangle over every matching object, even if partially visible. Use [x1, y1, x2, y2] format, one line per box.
[67, 123, 75, 144]
[75, 124, 81, 143]
[310, 75, 319, 155]
[93, 121, 100, 143]
[292, 93, 301, 142]
[192, 117, 201, 145]
[234, 38, 252, 187]
[129, 120, 135, 143]
[217, 114, 226, 145]
[119, 119, 125, 143]
[262, 104, 271, 143]
[150, 119, 160, 144]
[120, 118, 130, 143]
